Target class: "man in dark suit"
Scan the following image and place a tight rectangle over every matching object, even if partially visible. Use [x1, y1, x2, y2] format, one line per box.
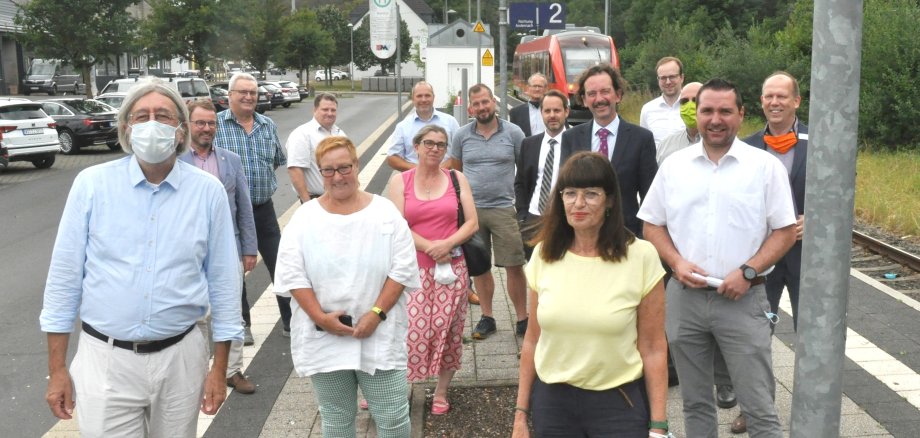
[181, 99, 258, 394]
[514, 89, 569, 260]
[560, 64, 657, 237]
[509, 73, 547, 137]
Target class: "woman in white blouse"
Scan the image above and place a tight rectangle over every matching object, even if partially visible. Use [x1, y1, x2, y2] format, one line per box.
[274, 136, 420, 438]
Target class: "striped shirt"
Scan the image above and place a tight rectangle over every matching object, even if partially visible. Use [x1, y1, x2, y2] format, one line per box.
[214, 110, 286, 205]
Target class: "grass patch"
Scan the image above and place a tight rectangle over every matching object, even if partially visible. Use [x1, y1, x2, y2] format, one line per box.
[310, 79, 359, 92]
[855, 148, 920, 237]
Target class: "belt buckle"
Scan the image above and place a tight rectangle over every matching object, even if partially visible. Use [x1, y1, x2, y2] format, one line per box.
[133, 341, 153, 354]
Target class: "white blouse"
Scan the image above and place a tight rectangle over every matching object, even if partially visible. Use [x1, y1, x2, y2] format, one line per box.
[274, 195, 421, 376]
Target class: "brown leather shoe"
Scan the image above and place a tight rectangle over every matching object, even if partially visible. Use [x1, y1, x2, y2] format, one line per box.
[227, 371, 255, 394]
[731, 413, 747, 434]
[467, 289, 480, 305]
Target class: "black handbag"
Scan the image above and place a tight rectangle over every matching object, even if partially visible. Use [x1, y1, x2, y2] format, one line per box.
[449, 170, 492, 277]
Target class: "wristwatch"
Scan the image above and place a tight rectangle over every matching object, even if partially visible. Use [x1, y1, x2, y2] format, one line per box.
[371, 306, 387, 321]
[740, 264, 758, 281]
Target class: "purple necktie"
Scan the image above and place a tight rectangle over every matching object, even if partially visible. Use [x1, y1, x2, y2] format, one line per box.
[597, 127, 610, 159]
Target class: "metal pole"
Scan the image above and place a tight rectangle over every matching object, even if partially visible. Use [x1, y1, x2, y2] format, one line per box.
[790, 1, 863, 436]
[476, 0, 481, 84]
[461, 68, 468, 124]
[396, 5, 402, 115]
[350, 25, 355, 91]
[604, 0, 609, 35]
[444, 0, 448, 24]
[498, 0, 507, 119]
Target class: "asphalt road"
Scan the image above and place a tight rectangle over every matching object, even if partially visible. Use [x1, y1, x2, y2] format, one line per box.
[0, 93, 400, 437]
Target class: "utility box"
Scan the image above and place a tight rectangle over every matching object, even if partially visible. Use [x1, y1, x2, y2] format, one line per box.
[425, 19, 495, 109]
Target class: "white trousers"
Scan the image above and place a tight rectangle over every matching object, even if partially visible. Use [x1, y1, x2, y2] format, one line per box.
[71, 329, 208, 438]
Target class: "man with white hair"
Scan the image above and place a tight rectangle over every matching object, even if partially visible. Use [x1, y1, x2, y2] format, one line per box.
[41, 78, 243, 436]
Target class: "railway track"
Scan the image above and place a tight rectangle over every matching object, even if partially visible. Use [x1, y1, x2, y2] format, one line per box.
[851, 230, 920, 297]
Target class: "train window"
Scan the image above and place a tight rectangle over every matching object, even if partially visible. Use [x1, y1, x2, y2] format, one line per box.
[562, 47, 611, 83]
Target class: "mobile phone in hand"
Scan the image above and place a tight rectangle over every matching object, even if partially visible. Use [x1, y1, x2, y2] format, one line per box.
[316, 314, 353, 331]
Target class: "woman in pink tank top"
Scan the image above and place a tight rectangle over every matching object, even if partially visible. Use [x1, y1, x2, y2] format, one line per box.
[387, 125, 479, 416]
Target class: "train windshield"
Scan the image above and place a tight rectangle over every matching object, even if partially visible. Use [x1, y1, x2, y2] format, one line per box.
[562, 47, 611, 83]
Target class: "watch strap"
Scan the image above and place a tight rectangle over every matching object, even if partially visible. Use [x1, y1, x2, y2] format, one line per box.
[371, 306, 387, 321]
[649, 419, 669, 431]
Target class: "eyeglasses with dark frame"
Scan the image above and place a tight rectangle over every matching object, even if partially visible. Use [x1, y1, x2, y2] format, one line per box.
[421, 139, 448, 150]
[319, 164, 355, 177]
[190, 120, 217, 129]
[657, 74, 681, 83]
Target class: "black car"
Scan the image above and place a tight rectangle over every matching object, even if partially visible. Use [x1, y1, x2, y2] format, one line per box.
[40, 99, 118, 154]
[210, 86, 230, 112]
[258, 82, 285, 109]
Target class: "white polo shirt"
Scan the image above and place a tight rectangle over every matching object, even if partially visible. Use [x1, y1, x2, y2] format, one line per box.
[639, 95, 685, 147]
[285, 118, 346, 196]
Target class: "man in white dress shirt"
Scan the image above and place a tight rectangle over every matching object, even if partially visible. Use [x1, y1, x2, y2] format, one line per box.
[287, 93, 346, 203]
[640, 56, 686, 146]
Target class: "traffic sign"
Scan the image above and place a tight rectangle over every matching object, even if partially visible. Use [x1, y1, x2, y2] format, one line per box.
[509, 2, 566, 30]
[473, 21, 486, 33]
[482, 49, 494, 67]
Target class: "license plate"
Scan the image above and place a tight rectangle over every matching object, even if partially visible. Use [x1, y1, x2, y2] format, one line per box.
[23, 128, 43, 135]
[30, 87, 38, 90]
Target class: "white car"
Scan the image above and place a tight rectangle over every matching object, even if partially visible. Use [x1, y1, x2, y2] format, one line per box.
[0, 99, 61, 169]
[314, 69, 349, 81]
[261, 81, 299, 107]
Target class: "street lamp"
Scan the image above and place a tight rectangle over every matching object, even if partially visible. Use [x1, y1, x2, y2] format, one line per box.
[348, 23, 355, 91]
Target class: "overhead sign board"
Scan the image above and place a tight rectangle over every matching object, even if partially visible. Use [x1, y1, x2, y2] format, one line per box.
[509, 2, 566, 30]
[369, 0, 397, 59]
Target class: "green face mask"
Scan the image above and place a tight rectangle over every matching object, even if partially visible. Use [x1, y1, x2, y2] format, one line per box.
[680, 101, 697, 129]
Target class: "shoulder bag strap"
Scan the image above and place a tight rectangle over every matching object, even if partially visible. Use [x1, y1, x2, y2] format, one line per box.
[449, 169, 465, 226]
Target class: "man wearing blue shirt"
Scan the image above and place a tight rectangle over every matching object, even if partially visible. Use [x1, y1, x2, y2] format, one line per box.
[214, 73, 291, 336]
[41, 79, 243, 437]
[385, 81, 460, 171]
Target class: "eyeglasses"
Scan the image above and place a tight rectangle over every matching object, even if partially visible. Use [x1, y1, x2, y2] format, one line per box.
[560, 187, 605, 205]
[584, 88, 614, 99]
[319, 164, 354, 177]
[129, 111, 176, 125]
[421, 139, 448, 150]
[679, 97, 697, 105]
[658, 74, 681, 83]
[231, 89, 258, 97]
[190, 120, 217, 129]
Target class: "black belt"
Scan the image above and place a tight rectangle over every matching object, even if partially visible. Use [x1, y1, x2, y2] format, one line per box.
[82, 322, 195, 354]
[700, 276, 766, 291]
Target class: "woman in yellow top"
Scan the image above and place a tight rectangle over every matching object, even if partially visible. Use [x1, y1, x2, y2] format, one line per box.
[512, 151, 669, 438]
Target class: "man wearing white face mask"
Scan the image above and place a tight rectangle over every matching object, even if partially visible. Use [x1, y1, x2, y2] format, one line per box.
[41, 78, 243, 437]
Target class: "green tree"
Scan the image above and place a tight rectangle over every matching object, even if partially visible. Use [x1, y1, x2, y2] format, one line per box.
[15, 0, 138, 97]
[140, 0, 243, 76]
[242, 0, 290, 78]
[351, 19, 412, 75]
[315, 5, 353, 85]
[275, 8, 335, 87]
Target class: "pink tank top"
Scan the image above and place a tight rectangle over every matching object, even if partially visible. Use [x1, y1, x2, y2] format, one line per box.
[403, 168, 460, 268]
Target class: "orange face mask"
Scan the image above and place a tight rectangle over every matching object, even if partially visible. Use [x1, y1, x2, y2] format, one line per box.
[764, 131, 797, 154]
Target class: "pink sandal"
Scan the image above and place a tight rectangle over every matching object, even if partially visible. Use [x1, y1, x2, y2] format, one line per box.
[431, 399, 450, 415]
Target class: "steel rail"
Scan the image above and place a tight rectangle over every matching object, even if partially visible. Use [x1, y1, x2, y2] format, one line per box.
[852, 230, 920, 273]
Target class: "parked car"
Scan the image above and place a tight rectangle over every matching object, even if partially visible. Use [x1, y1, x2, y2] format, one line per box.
[278, 80, 306, 101]
[315, 69, 348, 81]
[40, 99, 119, 154]
[210, 86, 230, 112]
[262, 81, 299, 107]
[95, 92, 127, 109]
[258, 82, 285, 109]
[100, 76, 211, 104]
[256, 86, 273, 113]
[0, 99, 61, 169]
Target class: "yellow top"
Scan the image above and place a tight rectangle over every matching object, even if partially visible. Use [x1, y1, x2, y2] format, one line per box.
[524, 239, 665, 390]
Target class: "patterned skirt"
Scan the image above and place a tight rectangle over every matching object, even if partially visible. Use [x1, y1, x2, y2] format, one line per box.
[406, 257, 469, 382]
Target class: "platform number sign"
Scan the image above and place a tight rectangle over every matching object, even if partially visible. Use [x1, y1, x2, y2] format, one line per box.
[509, 2, 567, 30]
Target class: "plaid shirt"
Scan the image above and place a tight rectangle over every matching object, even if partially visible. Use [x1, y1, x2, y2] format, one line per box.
[215, 110, 286, 205]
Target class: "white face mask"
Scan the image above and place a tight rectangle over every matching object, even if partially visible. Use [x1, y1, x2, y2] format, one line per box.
[130, 120, 178, 164]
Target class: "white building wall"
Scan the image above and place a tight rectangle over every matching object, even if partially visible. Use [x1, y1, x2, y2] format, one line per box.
[426, 47, 495, 109]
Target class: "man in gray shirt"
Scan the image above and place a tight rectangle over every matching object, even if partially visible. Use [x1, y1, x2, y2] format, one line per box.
[448, 84, 528, 339]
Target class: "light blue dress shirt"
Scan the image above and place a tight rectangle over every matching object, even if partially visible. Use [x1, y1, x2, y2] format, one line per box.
[386, 109, 460, 164]
[40, 156, 243, 342]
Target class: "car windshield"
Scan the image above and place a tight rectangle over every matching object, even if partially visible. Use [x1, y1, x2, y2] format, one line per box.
[0, 104, 48, 120]
[211, 87, 228, 96]
[30, 63, 56, 76]
[98, 96, 125, 108]
[262, 84, 279, 92]
[64, 100, 114, 114]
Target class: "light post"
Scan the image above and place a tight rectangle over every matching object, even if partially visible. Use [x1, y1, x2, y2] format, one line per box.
[348, 23, 355, 91]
